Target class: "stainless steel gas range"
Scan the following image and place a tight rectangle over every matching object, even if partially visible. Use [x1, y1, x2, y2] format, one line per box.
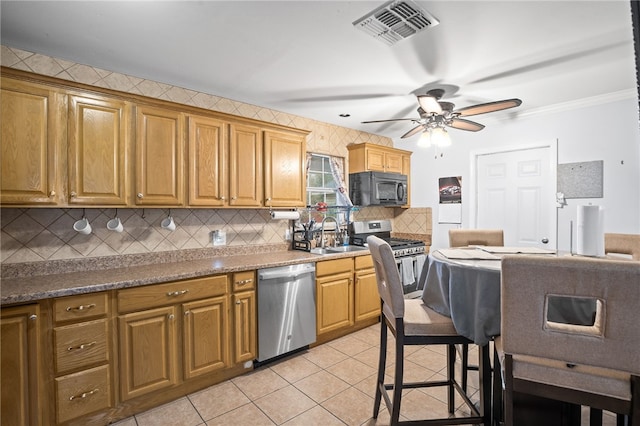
[349, 220, 427, 298]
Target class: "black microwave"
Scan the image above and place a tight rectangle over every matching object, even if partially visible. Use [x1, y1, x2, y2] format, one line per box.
[349, 171, 408, 206]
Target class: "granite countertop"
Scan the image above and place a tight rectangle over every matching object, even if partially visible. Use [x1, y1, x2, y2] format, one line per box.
[1, 245, 371, 306]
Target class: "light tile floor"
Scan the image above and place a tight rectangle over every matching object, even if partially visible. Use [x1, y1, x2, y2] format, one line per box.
[111, 323, 618, 426]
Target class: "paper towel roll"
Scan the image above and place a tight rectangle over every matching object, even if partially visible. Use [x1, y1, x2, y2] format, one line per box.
[270, 211, 300, 220]
[576, 205, 604, 256]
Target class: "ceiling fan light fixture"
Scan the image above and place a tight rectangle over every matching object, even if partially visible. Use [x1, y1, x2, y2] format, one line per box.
[418, 126, 451, 148]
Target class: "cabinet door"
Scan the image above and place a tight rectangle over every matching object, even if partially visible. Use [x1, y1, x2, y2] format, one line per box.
[316, 272, 353, 335]
[68, 95, 129, 205]
[118, 306, 178, 400]
[135, 106, 184, 206]
[384, 151, 403, 173]
[188, 115, 227, 206]
[229, 123, 262, 207]
[232, 291, 256, 363]
[365, 148, 387, 172]
[1, 79, 63, 205]
[354, 268, 381, 322]
[1, 304, 41, 426]
[182, 296, 229, 379]
[264, 131, 306, 207]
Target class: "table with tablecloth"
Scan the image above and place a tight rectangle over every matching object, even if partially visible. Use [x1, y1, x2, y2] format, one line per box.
[420, 248, 595, 346]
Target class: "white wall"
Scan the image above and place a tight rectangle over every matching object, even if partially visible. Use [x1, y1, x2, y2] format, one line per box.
[406, 96, 640, 251]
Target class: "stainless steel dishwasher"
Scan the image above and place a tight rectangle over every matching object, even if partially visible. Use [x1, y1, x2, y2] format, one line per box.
[257, 263, 316, 362]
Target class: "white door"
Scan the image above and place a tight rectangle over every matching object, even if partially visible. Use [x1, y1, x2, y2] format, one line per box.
[475, 145, 556, 249]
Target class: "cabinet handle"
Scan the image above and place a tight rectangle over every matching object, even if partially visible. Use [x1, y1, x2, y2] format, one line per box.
[70, 191, 77, 198]
[236, 279, 253, 285]
[236, 300, 241, 305]
[66, 303, 96, 312]
[137, 193, 143, 199]
[49, 190, 56, 197]
[184, 311, 190, 316]
[168, 314, 175, 320]
[231, 196, 237, 200]
[67, 341, 96, 352]
[167, 290, 189, 297]
[29, 314, 37, 321]
[219, 196, 226, 201]
[69, 388, 99, 401]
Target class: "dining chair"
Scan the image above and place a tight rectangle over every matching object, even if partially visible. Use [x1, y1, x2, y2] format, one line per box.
[367, 235, 491, 426]
[449, 229, 504, 248]
[448, 228, 504, 393]
[604, 233, 640, 260]
[499, 255, 640, 426]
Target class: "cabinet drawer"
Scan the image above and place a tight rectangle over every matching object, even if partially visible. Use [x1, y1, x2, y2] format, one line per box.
[316, 258, 353, 277]
[354, 254, 374, 270]
[54, 319, 109, 375]
[54, 292, 109, 323]
[232, 270, 255, 292]
[55, 364, 112, 424]
[118, 275, 228, 313]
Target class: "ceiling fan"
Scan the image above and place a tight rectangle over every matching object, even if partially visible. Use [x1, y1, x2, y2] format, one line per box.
[362, 89, 522, 139]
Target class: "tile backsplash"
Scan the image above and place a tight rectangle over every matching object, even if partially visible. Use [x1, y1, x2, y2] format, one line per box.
[1, 45, 431, 264]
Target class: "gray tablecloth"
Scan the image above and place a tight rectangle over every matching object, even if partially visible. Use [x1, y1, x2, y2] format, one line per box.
[422, 252, 501, 345]
[421, 251, 596, 346]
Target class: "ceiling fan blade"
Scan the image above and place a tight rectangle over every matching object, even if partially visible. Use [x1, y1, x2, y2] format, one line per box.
[417, 95, 443, 114]
[455, 99, 522, 117]
[448, 118, 485, 132]
[401, 125, 426, 139]
[361, 118, 417, 124]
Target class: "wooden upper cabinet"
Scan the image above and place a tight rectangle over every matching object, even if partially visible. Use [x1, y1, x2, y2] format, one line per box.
[347, 142, 410, 175]
[68, 95, 129, 205]
[264, 130, 306, 207]
[188, 115, 227, 206]
[1, 78, 64, 205]
[135, 105, 184, 206]
[229, 123, 262, 207]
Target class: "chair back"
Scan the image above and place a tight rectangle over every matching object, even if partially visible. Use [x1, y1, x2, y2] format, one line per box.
[604, 233, 640, 260]
[367, 235, 405, 320]
[501, 256, 640, 374]
[449, 229, 504, 247]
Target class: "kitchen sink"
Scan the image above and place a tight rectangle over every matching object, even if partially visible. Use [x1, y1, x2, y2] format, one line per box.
[310, 246, 368, 255]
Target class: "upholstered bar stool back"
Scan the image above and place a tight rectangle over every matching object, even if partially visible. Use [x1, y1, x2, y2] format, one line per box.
[500, 256, 640, 425]
[605, 233, 640, 260]
[367, 235, 490, 426]
[449, 229, 504, 248]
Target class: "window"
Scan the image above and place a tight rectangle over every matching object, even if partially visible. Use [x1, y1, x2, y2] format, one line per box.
[307, 154, 337, 206]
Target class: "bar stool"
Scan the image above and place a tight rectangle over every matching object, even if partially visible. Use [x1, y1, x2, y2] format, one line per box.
[368, 235, 491, 426]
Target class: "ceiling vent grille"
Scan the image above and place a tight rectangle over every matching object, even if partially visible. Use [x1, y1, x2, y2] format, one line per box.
[353, 0, 439, 46]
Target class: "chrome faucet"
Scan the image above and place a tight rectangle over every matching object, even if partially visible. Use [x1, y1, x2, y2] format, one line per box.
[320, 216, 339, 248]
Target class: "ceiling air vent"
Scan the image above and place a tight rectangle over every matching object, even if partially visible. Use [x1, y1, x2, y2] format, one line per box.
[353, 0, 439, 46]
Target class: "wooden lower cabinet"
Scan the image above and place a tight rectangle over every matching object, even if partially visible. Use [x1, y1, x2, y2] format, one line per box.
[182, 296, 229, 379]
[315, 255, 381, 344]
[354, 255, 381, 322]
[51, 292, 113, 425]
[118, 306, 178, 400]
[232, 291, 256, 363]
[1, 304, 42, 426]
[316, 258, 354, 337]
